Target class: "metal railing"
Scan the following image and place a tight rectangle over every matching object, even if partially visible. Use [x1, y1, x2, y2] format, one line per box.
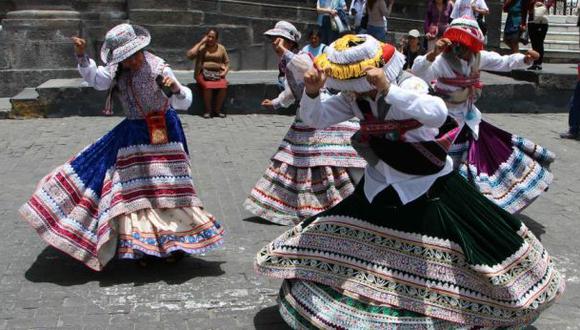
[548, 0, 579, 15]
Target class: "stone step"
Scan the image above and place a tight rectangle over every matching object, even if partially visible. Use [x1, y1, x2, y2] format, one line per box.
[4, 67, 573, 119]
[502, 13, 578, 24]
[546, 32, 579, 42]
[129, 9, 204, 26]
[549, 23, 580, 33]
[0, 98, 11, 119]
[9, 87, 43, 118]
[127, 0, 187, 10]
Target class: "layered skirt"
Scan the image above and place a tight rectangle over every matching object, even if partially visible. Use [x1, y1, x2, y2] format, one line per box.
[244, 118, 367, 225]
[256, 172, 564, 328]
[450, 120, 555, 214]
[19, 110, 224, 271]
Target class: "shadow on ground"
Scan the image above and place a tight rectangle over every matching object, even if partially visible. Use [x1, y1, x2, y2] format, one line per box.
[242, 216, 286, 226]
[517, 214, 546, 241]
[24, 247, 225, 287]
[254, 305, 291, 330]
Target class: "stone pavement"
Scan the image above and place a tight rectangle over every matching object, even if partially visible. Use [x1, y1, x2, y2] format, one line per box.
[0, 112, 578, 329]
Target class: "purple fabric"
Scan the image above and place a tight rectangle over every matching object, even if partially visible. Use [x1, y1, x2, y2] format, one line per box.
[424, 1, 453, 37]
[466, 121, 514, 175]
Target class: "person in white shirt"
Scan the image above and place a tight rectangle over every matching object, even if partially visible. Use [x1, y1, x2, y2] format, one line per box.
[450, 0, 489, 19]
[349, 0, 367, 32]
[19, 24, 225, 271]
[255, 33, 564, 329]
[412, 17, 554, 214]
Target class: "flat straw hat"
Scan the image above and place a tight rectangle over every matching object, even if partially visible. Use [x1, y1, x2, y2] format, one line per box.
[314, 34, 406, 93]
[100, 23, 151, 65]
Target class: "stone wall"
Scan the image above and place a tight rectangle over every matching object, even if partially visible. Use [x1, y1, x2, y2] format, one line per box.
[0, 0, 504, 97]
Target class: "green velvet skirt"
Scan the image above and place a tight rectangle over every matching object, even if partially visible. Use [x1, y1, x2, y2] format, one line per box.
[256, 172, 564, 328]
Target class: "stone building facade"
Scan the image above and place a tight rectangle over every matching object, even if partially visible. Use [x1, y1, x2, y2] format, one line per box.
[0, 0, 504, 98]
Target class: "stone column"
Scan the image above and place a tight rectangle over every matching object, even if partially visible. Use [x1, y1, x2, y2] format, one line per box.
[0, 1, 82, 97]
[486, 0, 504, 49]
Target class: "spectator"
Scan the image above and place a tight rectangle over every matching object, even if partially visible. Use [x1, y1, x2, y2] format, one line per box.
[366, 0, 393, 42]
[401, 29, 426, 69]
[503, 0, 530, 54]
[560, 64, 580, 140]
[187, 29, 230, 118]
[302, 28, 328, 57]
[527, 0, 549, 70]
[349, 0, 367, 32]
[425, 0, 453, 51]
[316, 0, 348, 45]
[451, 0, 489, 19]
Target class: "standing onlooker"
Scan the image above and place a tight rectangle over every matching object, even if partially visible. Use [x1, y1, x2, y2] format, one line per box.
[366, 0, 393, 42]
[400, 29, 426, 69]
[560, 64, 580, 140]
[187, 29, 230, 118]
[349, 0, 367, 32]
[527, 0, 549, 70]
[301, 28, 328, 57]
[316, 0, 348, 45]
[451, 0, 489, 19]
[503, 0, 530, 54]
[424, 0, 453, 51]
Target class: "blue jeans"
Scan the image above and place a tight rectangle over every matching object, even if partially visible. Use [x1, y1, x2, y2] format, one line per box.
[569, 81, 580, 134]
[367, 24, 386, 42]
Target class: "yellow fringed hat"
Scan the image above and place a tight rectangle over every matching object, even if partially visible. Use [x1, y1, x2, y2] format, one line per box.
[314, 34, 406, 93]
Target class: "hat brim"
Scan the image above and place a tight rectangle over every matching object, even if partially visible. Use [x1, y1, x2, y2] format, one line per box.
[264, 29, 296, 42]
[100, 25, 151, 65]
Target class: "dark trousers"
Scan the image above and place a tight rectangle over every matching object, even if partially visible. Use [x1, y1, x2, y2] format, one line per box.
[569, 81, 580, 134]
[528, 22, 548, 65]
[320, 16, 339, 45]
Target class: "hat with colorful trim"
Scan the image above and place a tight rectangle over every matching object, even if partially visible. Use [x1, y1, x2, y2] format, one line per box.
[314, 34, 406, 93]
[100, 23, 151, 65]
[442, 16, 485, 53]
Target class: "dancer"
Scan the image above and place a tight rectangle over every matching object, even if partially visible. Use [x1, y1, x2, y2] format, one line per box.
[255, 34, 564, 329]
[412, 17, 554, 213]
[19, 24, 224, 271]
[244, 21, 366, 225]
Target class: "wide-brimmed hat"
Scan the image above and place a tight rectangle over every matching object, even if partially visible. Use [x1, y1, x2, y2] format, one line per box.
[443, 17, 485, 53]
[100, 23, 151, 65]
[314, 34, 406, 93]
[263, 21, 301, 44]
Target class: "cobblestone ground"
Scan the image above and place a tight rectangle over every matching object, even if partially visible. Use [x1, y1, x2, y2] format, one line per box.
[0, 113, 578, 329]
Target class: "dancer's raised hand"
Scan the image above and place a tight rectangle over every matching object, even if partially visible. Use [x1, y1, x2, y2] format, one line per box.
[304, 67, 327, 98]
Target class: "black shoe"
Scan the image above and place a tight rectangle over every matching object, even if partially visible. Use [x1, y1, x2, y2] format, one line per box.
[527, 64, 539, 71]
[560, 131, 580, 140]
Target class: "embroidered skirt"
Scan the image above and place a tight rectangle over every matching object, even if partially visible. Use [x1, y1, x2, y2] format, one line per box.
[19, 110, 224, 271]
[450, 120, 555, 214]
[255, 172, 564, 328]
[244, 118, 367, 225]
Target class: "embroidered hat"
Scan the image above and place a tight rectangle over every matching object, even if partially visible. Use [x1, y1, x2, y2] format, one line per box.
[100, 23, 151, 65]
[263, 21, 301, 44]
[314, 34, 406, 93]
[443, 17, 485, 53]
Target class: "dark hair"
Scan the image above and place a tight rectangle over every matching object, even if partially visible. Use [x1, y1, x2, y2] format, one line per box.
[206, 28, 219, 39]
[308, 28, 322, 39]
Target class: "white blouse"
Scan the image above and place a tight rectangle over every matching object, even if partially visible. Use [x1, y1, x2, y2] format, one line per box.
[78, 58, 193, 111]
[412, 51, 528, 138]
[299, 76, 453, 204]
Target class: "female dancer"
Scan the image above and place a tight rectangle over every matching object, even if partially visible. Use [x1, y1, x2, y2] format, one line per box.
[255, 34, 564, 329]
[19, 24, 224, 271]
[412, 17, 554, 213]
[244, 21, 366, 225]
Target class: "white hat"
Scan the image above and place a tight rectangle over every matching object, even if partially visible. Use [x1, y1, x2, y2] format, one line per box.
[263, 21, 301, 43]
[315, 34, 406, 93]
[100, 23, 151, 65]
[408, 29, 421, 38]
